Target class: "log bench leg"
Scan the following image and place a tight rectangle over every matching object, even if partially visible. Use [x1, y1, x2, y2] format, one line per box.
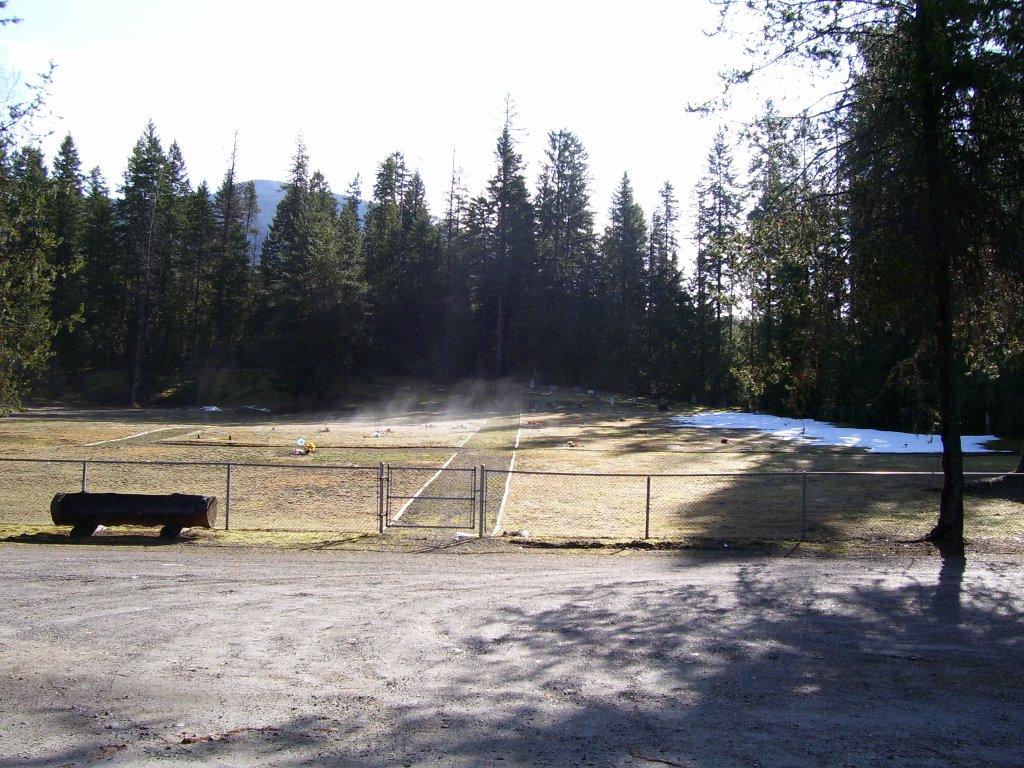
[70, 523, 100, 538]
[159, 525, 184, 539]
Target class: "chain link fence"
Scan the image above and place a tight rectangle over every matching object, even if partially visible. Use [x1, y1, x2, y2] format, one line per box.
[0, 458, 382, 533]
[2, 457, 1022, 542]
[484, 469, 1024, 542]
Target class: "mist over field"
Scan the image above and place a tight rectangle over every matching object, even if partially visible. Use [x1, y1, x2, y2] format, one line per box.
[347, 379, 527, 424]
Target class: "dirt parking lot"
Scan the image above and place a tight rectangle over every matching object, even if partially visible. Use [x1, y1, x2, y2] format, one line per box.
[1, 541, 1022, 767]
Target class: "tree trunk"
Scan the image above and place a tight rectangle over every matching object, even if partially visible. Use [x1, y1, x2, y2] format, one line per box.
[914, 0, 964, 545]
[927, 277, 964, 544]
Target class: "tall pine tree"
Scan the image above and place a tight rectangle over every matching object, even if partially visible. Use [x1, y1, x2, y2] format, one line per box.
[48, 134, 86, 371]
[117, 122, 178, 404]
[598, 173, 648, 391]
[693, 127, 743, 402]
[534, 129, 598, 384]
[480, 113, 535, 377]
[78, 168, 122, 368]
[0, 145, 58, 413]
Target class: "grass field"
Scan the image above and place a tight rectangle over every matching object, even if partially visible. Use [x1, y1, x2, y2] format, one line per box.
[1, 385, 1022, 550]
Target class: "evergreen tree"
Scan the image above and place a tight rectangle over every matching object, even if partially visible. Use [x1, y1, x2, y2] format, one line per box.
[177, 182, 216, 362]
[78, 168, 122, 367]
[646, 182, 692, 397]
[793, 120, 851, 424]
[840, 1, 1024, 542]
[210, 144, 256, 366]
[598, 173, 648, 391]
[363, 152, 442, 375]
[117, 121, 178, 404]
[241, 180, 260, 265]
[256, 139, 311, 384]
[534, 129, 598, 383]
[461, 193, 498, 373]
[398, 169, 444, 375]
[693, 127, 743, 402]
[260, 139, 310, 298]
[437, 162, 475, 379]
[336, 174, 369, 376]
[0, 16, 59, 412]
[259, 144, 368, 399]
[0, 145, 58, 413]
[536, 130, 597, 297]
[338, 175, 363, 272]
[717, 0, 1024, 545]
[480, 114, 536, 377]
[728, 107, 850, 419]
[293, 170, 367, 399]
[144, 140, 195, 372]
[734, 104, 806, 412]
[362, 152, 405, 369]
[47, 134, 86, 370]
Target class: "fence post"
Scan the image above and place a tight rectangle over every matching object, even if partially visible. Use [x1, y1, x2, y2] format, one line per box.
[81, 461, 88, 492]
[801, 472, 808, 540]
[645, 476, 652, 539]
[378, 462, 385, 533]
[478, 465, 486, 538]
[225, 463, 232, 530]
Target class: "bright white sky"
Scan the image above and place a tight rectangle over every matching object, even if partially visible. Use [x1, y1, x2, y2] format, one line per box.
[2, 0, 810, 245]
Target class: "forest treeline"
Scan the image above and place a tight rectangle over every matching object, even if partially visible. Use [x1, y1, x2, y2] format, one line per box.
[2, 2, 1022, 444]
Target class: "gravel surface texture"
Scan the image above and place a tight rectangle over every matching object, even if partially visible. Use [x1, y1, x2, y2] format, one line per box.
[1, 543, 1022, 767]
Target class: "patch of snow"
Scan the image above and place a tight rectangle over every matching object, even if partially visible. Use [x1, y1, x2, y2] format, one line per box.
[672, 411, 1002, 453]
[199, 405, 222, 413]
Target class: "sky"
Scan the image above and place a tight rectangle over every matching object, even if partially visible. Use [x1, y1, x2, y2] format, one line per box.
[1, 0, 813, 252]
[673, 412, 1003, 454]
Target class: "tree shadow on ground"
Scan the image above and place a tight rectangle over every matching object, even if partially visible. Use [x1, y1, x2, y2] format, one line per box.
[379, 551, 1019, 766]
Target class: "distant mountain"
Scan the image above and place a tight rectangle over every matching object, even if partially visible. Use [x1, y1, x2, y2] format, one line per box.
[248, 179, 366, 252]
[250, 179, 285, 243]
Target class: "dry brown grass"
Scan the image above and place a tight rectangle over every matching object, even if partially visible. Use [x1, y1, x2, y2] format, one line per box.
[0, 409, 485, 532]
[493, 411, 1023, 544]
[1, 403, 1021, 547]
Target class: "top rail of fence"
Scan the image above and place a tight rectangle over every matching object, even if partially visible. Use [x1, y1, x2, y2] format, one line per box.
[482, 467, 1011, 479]
[0, 457, 1014, 480]
[387, 464, 476, 472]
[0, 457, 380, 472]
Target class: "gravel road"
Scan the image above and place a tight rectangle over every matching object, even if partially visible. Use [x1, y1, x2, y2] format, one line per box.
[2, 543, 1022, 767]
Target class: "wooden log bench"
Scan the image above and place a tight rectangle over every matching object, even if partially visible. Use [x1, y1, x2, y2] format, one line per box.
[50, 492, 218, 539]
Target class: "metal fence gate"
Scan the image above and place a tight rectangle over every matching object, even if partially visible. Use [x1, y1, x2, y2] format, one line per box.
[383, 464, 480, 531]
